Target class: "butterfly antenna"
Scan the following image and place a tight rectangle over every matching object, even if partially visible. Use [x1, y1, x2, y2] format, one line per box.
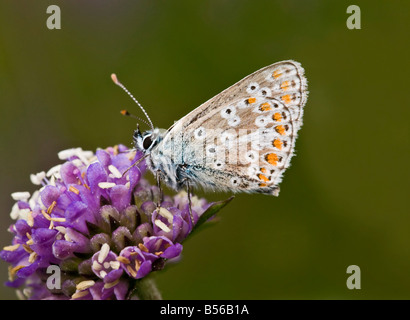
[111, 73, 155, 131]
[120, 109, 151, 128]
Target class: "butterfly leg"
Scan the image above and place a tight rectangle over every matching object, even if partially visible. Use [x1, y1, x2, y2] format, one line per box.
[155, 170, 163, 208]
[185, 179, 195, 227]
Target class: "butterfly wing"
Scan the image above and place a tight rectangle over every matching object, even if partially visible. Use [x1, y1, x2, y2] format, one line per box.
[156, 60, 308, 195]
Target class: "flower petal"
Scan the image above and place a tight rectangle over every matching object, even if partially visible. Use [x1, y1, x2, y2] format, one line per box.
[40, 185, 61, 208]
[87, 162, 108, 192]
[110, 185, 130, 212]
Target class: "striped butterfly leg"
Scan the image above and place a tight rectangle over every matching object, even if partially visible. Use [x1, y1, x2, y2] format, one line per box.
[182, 178, 195, 228]
[155, 169, 164, 209]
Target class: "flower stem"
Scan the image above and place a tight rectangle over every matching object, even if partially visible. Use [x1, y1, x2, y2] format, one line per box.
[132, 276, 162, 300]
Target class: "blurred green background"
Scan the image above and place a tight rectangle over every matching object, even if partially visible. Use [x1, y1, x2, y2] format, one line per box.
[0, 0, 409, 299]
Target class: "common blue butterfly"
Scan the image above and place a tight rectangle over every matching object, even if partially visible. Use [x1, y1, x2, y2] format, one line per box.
[112, 60, 308, 212]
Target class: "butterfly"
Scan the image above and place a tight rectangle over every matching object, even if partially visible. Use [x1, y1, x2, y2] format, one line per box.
[112, 60, 308, 203]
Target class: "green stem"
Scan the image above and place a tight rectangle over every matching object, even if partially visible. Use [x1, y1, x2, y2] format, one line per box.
[131, 276, 162, 300]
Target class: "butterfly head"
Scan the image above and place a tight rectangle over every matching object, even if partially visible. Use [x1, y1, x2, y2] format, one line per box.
[133, 125, 166, 154]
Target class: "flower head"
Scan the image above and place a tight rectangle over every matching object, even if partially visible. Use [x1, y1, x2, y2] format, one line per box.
[1, 145, 223, 300]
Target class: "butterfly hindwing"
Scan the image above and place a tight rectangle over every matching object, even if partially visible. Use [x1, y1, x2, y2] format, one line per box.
[154, 60, 308, 195]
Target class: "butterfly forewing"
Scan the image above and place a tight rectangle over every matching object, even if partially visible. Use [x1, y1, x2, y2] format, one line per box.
[158, 60, 308, 195]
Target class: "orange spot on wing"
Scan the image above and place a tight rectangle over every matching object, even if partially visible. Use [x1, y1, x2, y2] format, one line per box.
[259, 102, 271, 111]
[258, 174, 269, 182]
[259, 183, 267, 187]
[281, 94, 291, 104]
[273, 70, 282, 79]
[247, 97, 256, 104]
[273, 112, 282, 122]
[265, 153, 278, 166]
[275, 125, 286, 135]
[281, 81, 290, 91]
[273, 139, 283, 150]
[260, 167, 267, 174]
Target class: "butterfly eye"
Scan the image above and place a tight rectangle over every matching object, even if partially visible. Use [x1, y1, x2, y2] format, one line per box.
[143, 135, 153, 150]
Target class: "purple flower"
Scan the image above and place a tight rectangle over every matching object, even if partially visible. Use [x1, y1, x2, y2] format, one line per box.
[0, 145, 228, 300]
